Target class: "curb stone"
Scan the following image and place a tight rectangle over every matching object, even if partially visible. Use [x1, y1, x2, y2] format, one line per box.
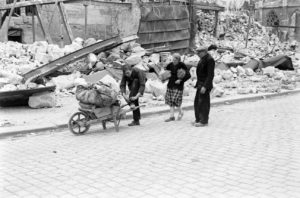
[1, 89, 300, 139]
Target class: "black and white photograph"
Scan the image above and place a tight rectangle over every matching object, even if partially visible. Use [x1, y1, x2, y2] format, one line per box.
[0, 0, 300, 197]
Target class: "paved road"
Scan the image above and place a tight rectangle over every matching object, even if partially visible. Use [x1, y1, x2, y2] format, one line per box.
[1, 94, 300, 198]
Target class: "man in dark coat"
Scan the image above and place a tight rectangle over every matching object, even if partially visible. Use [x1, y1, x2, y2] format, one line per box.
[194, 47, 215, 127]
[120, 65, 146, 126]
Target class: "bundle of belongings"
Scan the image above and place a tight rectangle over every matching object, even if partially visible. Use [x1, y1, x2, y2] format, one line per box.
[75, 82, 119, 108]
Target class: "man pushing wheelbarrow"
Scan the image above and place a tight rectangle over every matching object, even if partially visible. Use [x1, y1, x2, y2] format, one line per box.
[120, 64, 146, 127]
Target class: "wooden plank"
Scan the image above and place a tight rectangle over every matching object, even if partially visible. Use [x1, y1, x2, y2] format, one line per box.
[138, 29, 190, 45]
[139, 19, 190, 33]
[0, 0, 68, 10]
[35, 4, 53, 44]
[32, 6, 35, 42]
[58, 2, 74, 43]
[194, 4, 225, 11]
[22, 35, 138, 83]
[140, 6, 189, 21]
[3, 0, 18, 42]
[0, 0, 132, 10]
[84, 2, 88, 40]
[142, 39, 190, 51]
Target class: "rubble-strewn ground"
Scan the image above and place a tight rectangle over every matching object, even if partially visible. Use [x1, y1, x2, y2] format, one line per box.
[1, 12, 300, 110]
[1, 94, 300, 198]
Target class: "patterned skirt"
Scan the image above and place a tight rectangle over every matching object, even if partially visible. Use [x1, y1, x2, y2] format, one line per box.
[165, 88, 183, 107]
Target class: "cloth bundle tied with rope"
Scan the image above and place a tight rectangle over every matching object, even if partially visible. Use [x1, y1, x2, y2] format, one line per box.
[76, 82, 118, 108]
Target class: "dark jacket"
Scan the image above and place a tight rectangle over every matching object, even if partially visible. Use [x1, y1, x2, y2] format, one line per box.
[196, 53, 215, 90]
[120, 68, 146, 96]
[166, 62, 191, 90]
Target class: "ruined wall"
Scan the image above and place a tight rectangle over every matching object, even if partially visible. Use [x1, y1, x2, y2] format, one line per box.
[3, 0, 141, 45]
[255, 0, 300, 41]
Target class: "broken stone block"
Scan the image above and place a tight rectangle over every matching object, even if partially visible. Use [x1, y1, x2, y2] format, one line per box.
[183, 55, 200, 68]
[84, 38, 97, 47]
[35, 52, 50, 64]
[236, 66, 246, 76]
[150, 53, 160, 65]
[51, 74, 76, 90]
[0, 84, 17, 91]
[132, 46, 146, 54]
[250, 76, 262, 82]
[125, 54, 143, 66]
[230, 67, 237, 73]
[245, 68, 254, 76]
[213, 86, 225, 97]
[263, 66, 276, 77]
[17, 84, 27, 90]
[213, 75, 222, 84]
[107, 53, 121, 63]
[134, 62, 149, 72]
[249, 87, 257, 94]
[94, 62, 105, 71]
[73, 37, 84, 46]
[222, 70, 233, 80]
[27, 82, 38, 89]
[28, 91, 56, 109]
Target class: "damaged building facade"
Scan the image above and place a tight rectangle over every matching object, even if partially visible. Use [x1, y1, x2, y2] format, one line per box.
[255, 0, 300, 41]
[0, 0, 226, 52]
[0, 0, 141, 45]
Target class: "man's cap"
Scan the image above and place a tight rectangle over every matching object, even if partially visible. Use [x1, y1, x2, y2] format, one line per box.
[196, 46, 208, 52]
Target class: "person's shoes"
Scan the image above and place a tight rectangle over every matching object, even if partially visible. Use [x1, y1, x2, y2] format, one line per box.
[194, 122, 208, 127]
[191, 121, 199, 125]
[128, 121, 140, 126]
[165, 117, 175, 122]
[177, 112, 184, 121]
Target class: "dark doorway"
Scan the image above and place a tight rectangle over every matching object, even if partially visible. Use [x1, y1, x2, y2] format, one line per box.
[8, 28, 23, 43]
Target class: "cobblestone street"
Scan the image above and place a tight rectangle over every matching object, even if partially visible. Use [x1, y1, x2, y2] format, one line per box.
[1, 94, 300, 198]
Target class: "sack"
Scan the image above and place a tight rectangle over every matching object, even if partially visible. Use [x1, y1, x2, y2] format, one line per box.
[76, 82, 118, 107]
[177, 69, 186, 79]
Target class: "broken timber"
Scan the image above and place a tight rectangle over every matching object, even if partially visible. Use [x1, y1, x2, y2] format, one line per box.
[0, 0, 131, 10]
[58, 2, 74, 42]
[35, 4, 53, 44]
[22, 35, 138, 84]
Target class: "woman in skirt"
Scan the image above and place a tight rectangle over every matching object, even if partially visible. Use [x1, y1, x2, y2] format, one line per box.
[165, 53, 191, 122]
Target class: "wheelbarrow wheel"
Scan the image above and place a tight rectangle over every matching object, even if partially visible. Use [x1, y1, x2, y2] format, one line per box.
[68, 112, 90, 135]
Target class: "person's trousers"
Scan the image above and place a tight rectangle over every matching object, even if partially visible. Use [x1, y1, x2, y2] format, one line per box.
[131, 99, 140, 122]
[129, 79, 141, 122]
[194, 88, 211, 124]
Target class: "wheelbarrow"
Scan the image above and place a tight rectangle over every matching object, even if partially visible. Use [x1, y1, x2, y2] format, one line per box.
[68, 101, 144, 135]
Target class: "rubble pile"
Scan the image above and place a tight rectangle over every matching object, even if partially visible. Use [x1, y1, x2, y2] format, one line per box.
[194, 12, 300, 98]
[1, 14, 300, 109]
